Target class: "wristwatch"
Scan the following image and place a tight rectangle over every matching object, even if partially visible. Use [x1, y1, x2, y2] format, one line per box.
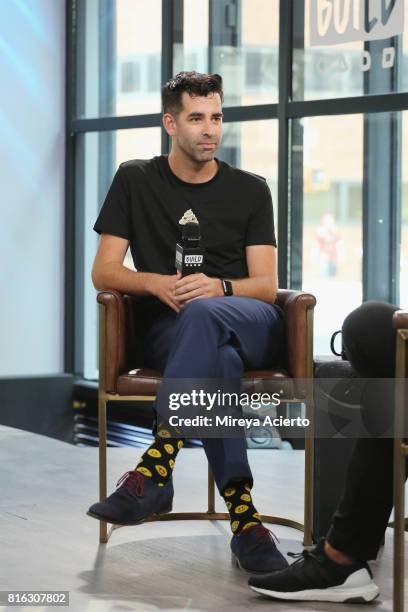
[221, 279, 233, 296]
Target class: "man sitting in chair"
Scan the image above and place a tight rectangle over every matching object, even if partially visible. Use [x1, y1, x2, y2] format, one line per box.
[87, 71, 287, 573]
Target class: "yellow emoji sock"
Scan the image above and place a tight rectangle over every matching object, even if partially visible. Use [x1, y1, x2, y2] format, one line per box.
[222, 481, 262, 534]
[135, 427, 184, 486]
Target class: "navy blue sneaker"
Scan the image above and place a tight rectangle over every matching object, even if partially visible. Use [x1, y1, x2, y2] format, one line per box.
[87, 470, 173, 526]
[248, 538, 379, 603]
[231, 524, 289, 573]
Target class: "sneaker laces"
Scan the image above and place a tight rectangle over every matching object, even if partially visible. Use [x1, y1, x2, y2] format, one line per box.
[287, 548, 323, 566]
[238, 523, 280, 545]
[116, 470, 145, 496]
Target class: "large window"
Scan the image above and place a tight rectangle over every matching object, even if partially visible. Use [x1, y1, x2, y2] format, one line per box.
[76, 0, 162, 118]
[174, 0, 279, 105]
[402, 113, 408, 306]
[67, 1, 408, 377]
[293, 0, 408, 101]
[298, 114, 363, 354]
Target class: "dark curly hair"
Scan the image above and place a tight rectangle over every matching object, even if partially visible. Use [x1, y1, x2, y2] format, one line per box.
[161, 71, 223, 115]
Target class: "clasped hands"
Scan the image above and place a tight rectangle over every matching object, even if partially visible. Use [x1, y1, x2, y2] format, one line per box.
[149, 271, 223, 313]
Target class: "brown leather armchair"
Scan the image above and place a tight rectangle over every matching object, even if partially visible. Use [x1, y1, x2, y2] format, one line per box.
[392, 310, 408, 612]
[96, 289, 316, 544]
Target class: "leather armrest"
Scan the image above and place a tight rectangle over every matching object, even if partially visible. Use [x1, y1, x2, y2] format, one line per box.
[393, 310, 408, 382]
[97, 290, 127, 393]
[276, 289, 316, 380]
[393, 310, 408, 331]
[96, 287, 316, 394]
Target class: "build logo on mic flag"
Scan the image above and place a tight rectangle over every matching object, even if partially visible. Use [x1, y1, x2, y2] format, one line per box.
[185, 254, 203, 265]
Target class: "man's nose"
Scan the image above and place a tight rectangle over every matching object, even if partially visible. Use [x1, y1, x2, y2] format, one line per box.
[202, 119, 216, 137]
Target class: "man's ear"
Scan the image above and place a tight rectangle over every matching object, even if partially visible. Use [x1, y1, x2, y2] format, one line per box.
[162, 112, 176, 137]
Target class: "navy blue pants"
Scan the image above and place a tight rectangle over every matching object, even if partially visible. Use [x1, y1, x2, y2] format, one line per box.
[143, 297, 285, 493]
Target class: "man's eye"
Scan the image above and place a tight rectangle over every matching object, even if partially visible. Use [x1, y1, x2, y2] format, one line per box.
[191, 117, 200, 122]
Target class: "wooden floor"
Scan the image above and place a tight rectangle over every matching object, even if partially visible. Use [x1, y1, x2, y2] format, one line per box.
[0, 424, 407, 612]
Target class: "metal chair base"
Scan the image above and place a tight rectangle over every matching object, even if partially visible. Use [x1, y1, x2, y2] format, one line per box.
[99, 512, 304, 544]
[97, 395, 313, 546]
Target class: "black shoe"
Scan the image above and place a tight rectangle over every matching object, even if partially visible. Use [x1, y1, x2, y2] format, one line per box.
[248, 538, 380, 603]
[231, 524, 289, 573]
[87, 470, 173, 526]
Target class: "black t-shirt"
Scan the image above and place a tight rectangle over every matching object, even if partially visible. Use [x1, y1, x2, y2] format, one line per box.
[93, 155, 276, 279]
[93, 155, 280, 324]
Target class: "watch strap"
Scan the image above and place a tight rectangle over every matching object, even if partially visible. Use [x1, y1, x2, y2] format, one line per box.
[221, 279, 233, 296]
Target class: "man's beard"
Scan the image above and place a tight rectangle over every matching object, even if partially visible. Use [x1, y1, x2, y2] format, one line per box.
[183, 142, 218, 164]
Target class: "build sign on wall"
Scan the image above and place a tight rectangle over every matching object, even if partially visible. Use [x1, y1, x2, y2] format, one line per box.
[310, 0, 404, 45]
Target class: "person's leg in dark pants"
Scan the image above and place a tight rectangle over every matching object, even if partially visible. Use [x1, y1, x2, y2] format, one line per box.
[248, 301, 402, 602]
[326, 301, 404, 561]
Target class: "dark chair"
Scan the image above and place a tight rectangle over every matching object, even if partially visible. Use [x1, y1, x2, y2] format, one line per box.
[96, 289, 316, 545]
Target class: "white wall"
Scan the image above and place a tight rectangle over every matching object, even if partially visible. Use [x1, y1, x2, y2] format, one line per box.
[0, 0, 65, 375]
